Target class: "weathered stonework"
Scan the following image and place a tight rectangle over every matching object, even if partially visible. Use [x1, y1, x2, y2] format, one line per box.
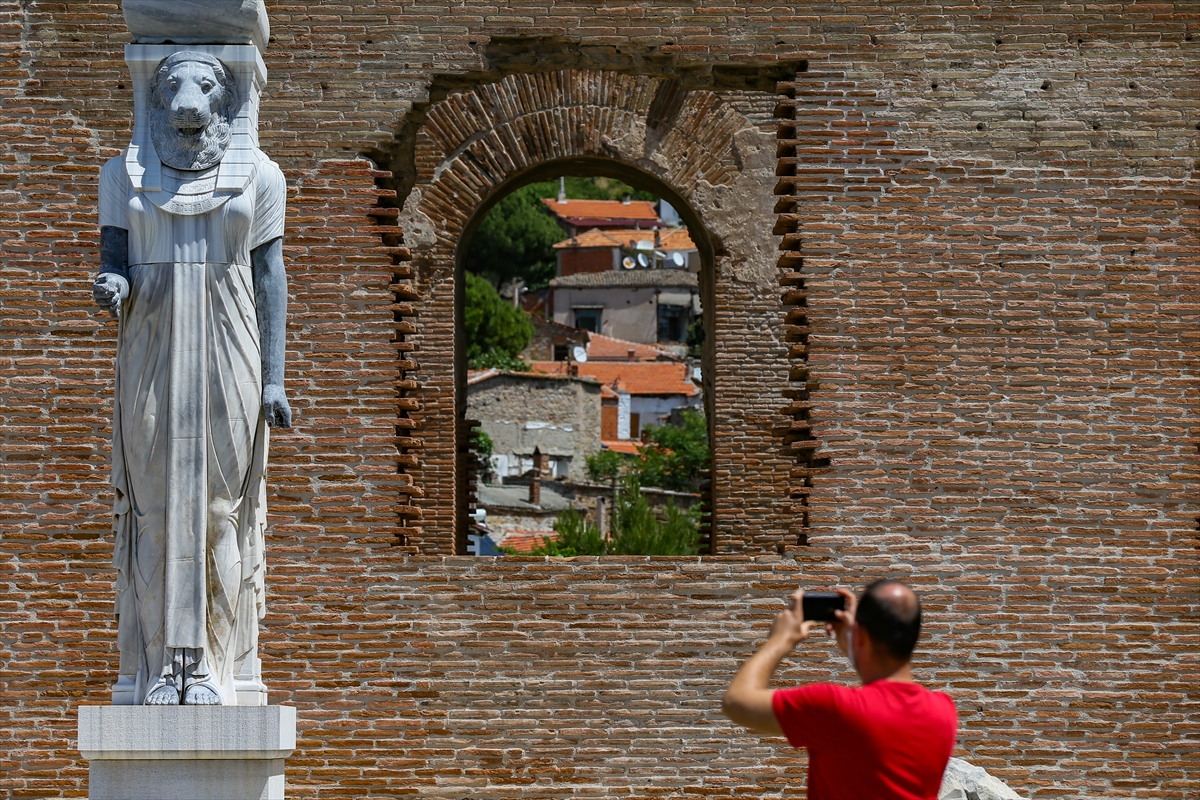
[0, 3, 1198, 798]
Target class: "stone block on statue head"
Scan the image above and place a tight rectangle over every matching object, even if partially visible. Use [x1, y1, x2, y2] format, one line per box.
[123, 0, 270, 52]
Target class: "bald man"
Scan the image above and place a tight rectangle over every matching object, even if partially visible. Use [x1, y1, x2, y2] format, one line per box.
[722, 580, 957, 800]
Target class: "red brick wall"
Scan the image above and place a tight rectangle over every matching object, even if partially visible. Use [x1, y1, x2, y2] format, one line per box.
[1, 3, 1199, 798]
[559, 246, 615, 277]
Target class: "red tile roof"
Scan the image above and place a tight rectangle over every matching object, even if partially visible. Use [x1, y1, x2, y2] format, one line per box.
[586, 333, 679, 362]
[541, 198, 660, 223]
[531, 360, 699, 397]
[601, 440, 641, 455]
[553, 227, 696, 251]
[500, 529, 559, 553]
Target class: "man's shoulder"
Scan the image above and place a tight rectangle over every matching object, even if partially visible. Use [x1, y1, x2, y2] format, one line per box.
[775, 681, 855, 708]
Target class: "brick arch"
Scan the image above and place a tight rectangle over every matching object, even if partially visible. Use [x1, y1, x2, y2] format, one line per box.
[399, 69, 792, 555]
[410, 70, 748, 271]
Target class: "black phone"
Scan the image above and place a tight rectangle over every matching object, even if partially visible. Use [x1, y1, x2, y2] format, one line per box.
[799, 591, 845, 622]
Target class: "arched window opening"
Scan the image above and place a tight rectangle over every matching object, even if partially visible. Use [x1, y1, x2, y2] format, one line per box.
[457, 163, 716, 556]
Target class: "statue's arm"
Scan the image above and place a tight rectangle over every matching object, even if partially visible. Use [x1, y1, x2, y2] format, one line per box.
[94, 225, 130, 318]
[251, 236, 292, 429]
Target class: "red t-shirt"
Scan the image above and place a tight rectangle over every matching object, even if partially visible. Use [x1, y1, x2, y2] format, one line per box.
[772, 680, 957, 800]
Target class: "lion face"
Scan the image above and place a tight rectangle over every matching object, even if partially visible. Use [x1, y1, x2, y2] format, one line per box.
[149, 54, 238, 172]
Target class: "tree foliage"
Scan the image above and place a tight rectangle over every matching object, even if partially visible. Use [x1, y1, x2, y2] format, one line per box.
[633, 409, 710, 492]
[517, 475, 700, 557]
[583, 411, 709, 491]
[463, 271, 534, 370]
[585, 449, 627, 483]
[463, 184, 564, 291]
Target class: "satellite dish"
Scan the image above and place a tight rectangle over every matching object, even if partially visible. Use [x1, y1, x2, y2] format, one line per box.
[636, 253, 649, 268]
[636, 240, 654, 251]
[622, 256, 636, 269]
[572, 345, 588, 363]
[671, 252, 685, 267]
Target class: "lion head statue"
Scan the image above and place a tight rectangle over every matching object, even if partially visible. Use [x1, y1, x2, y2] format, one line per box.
[149, 52, 238, 172]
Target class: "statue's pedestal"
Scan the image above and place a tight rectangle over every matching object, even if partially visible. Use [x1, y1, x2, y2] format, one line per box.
[78, 705, 296, 800]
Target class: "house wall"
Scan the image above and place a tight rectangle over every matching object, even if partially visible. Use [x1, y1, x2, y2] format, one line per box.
[467, 375, 603, 482]
[630, 394, 701, 432]
[552, 286, 660, 343]
[558, 246, 617, 277]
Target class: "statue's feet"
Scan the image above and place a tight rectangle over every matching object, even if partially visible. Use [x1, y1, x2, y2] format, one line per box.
[182, 679, 222, 706]
[144, 677, 180, 705]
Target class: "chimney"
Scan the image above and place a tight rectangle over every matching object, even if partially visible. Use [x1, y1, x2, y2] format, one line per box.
[627, 348, 636, 361]
[557, 176, 567, 204]
[532, 446, 547, 475]
[528, 471, 541, 506]
[654, 229, 662, 248]
[621, 193, 631, 205]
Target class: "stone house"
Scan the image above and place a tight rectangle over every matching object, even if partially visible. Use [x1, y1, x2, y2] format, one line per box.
[466, 368, 603, 481]
[532, 357, 702, 444]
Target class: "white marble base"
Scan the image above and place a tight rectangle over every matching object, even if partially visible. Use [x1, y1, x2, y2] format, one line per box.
[78, 705, 296, 800]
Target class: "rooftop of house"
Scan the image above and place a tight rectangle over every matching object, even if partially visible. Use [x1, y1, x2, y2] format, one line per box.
[478, 482, 572, 513]
[496, 529, 559, 553]
[548, 269, 698, 290]
[600, 440, 641, 455]
[532, 359, 700, 397]
[553, 227, 696, 251]
[586, 332, 679, 362]
[541, 197, 661, 225]
[466, 368, 601, 387]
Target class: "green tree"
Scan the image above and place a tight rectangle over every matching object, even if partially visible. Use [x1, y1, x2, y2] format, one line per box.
[633, 409, 710, 492]
[585, 449, 627, 483]
[464, 184, 564, 290]
[463, 271, 534, 369]
[606, 475, 700, 556]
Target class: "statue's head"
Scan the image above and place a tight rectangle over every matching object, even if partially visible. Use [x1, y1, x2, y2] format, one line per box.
[149, 52, 238, 171]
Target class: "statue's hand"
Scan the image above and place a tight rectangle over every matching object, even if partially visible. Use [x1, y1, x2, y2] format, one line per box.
[262, 384, 292, 429]
[93, 273, 130, 319]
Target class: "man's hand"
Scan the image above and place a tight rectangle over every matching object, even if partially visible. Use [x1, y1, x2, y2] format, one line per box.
[770, 588, 821, 648]
[93, 273, 130, 319]
[262, 384, 292, 428]
[828, 585, 857, 657]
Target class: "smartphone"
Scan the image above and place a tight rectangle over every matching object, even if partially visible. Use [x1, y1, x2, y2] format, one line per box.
[799, 591, 845, 622]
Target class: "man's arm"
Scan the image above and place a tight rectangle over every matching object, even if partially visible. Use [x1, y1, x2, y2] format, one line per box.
[721, 588, 817, 736]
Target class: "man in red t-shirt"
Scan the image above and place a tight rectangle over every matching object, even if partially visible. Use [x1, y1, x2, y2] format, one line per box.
[722, 580, 956, 800]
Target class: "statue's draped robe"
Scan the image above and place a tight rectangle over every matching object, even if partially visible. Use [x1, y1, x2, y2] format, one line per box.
[99, 151, 285, 705]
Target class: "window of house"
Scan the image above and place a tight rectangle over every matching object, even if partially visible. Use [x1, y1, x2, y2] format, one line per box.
[573, 307, 603, 332]
[630, 412, 641, 440]
[553, 344, 569, 361]
[657, 304, 688, 342]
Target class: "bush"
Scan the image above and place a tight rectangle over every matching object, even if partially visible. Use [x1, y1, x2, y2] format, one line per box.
[463, 271, 534, 369]
[634, 409, 709, 492]
[519, 475, 699, 557]
[607, 475, 700, 556]
[585, 449, 627, 483]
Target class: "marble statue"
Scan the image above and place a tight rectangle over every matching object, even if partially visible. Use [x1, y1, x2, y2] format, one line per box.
[93, 47, 289, 706]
